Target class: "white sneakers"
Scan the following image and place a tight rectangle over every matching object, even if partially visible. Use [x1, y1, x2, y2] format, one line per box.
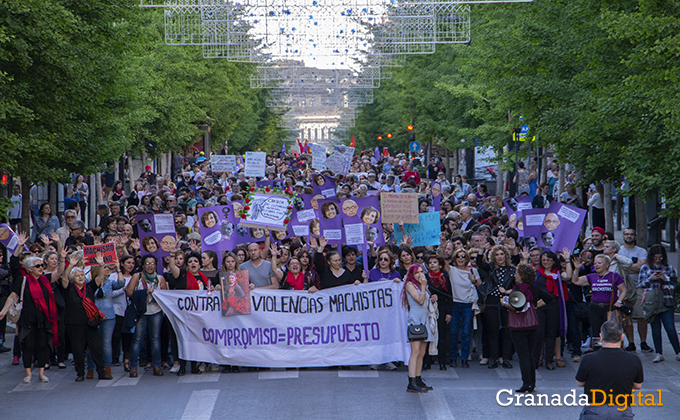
[39, 375, 49, 383]
[385, 362, 398, 370]
[22, 376, 31, 384]
[169, 363, 180, 373]
[652, 354, 665, 363]
[479, 358, 489, 365]
[581, 338, 591, 348]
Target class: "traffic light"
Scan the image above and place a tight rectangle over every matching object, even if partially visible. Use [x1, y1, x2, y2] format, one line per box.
[377, 136, 383, 141]
[408, 133, 415, 141]
[1, 174, 6, 185]
[386, 133, 392, 138]
[407, 125, 413, 131]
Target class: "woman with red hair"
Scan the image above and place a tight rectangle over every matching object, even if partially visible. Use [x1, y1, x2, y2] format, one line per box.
[402, 264, 435, 393]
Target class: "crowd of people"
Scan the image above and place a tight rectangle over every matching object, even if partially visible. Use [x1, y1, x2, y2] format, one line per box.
[0, 148, 677, 401]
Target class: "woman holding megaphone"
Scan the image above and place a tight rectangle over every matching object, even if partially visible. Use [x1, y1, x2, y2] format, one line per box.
[500, 264, 554, 393]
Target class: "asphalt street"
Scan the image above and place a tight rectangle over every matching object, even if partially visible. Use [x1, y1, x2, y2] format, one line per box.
[1, 327, 680, 420]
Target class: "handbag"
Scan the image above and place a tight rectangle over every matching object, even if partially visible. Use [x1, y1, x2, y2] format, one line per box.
[407, 324, 428, 341]
[507, 304, 539, 330]
[642, 288, 666, 323]
[8, 278, 26, 325]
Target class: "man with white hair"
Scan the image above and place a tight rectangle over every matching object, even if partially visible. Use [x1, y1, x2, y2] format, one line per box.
[457, 207, 479, 231]
[57, 209, 79, 243]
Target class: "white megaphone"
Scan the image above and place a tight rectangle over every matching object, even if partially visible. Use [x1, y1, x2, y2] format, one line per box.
[508, 291, 527, 311]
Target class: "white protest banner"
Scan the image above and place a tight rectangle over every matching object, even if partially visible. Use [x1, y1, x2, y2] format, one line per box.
[211, 155, 238, 173]
[310, 143, 327, 170]
[324, 152, 346, 175]
[153, 282, 409, 367]
[245, 151, 266, 177]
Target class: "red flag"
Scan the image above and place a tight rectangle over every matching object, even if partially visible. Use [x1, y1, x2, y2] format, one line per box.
[383, 147, 389, 157]
[350, 134, 356, 148]
[297, 138, 304, 154]
[304, 139, 310, 153]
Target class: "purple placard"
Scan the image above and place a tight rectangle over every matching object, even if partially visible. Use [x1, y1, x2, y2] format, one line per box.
[231, 201, 256, 245]
[340, 196, 384, 247]
[198, 205, 237, 267]
[256, 179, 285, 190]
[312, 174, 337, 198]
[504, 196, 532, 237]
[0, 224, 20, 253]
[317, 198, 343, 245]
[137, 214, 177, 274]
[521, 202, 587, 252]
[431, 182, 442, 212]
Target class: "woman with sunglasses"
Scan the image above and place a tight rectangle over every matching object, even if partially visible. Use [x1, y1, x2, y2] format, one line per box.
[0, 233, 59, 384]
[446, 250, 480, 369]
[476, 245, 516, 369]
[637, 244, 680, 363]
[126, 254, 168, 378]
[368, 250, 401, 283]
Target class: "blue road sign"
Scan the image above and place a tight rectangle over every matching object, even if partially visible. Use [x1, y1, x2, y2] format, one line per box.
[409, 141, 421, 152]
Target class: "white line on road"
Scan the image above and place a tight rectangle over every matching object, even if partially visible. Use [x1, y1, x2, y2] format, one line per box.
[178, 373, 221, 383]
[419, 389, 455, 420]
[258, 370, 299, 379]
[338, 370, 379, 378]
[181, 389, 220, 420]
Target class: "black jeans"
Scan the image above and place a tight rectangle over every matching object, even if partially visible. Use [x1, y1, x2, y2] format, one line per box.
[565, 300, 583, 356]
[588, 303, 609, 342]
[533, 300, 559, 364]
[21, 326, 50, 369]
[67, 324, 106, 376]
[112, 315, 132, 363]
[511, 328, 537, 386]
[483, 304, 512, 360]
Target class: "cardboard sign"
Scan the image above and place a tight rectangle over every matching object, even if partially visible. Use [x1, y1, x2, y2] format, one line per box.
[310, 143, 327, 170]
[393, 212, 441, 247]
[211, 155, 238, 173]
[380, 193, 419, 224]
[244, 152, 266, 177]
[83, 242, 118, 266]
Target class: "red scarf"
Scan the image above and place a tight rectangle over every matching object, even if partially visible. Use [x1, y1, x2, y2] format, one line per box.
[429, 270, 447, 291]
[536, 267, 568, 301]
[24, 270, 59, 347]
[75, 283, 106, 322]
[186, 270, 209, 290]
[286, 271, 305, 290]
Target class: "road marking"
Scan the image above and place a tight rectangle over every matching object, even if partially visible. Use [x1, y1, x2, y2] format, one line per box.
[418, 369, 459, 379]
[178, 373, 221, 383]
[112, 371, 143, 386]
[180, 389, 220, 420]
[12, 381, 57, 392]
[96, 372, 127, 387]
[258, 370, 299, 379]
[419, 389, 455, 420]
[338, 370, 379, 378]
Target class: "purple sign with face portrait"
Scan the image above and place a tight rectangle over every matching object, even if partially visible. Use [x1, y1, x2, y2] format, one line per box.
[198, 205, 237, 267]
[340, 196, 384, 247]
[0, 224, 20, 253]
[317, 198, 343, 245]
[312, 174, 337, 198]
[431, 182, 442, 212]
[137, 214, 177, 274]
[521, 202, 587, 252]
[504, 196, 532, 238]
[230, 201, 256, 245]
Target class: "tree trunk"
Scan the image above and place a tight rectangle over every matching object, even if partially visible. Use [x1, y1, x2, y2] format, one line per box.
[604, 183, 614, 234]
[21, 177, 31, 234]
[495, 149, 504, 198]
[635, 196, 647, 248]
[558, 163, 565, 198]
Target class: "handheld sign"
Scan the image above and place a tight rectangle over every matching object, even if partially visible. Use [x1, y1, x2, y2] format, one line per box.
[83, 242, 118, 266]
[380, 193, 419, 224]
[244, 152, 266, 177]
